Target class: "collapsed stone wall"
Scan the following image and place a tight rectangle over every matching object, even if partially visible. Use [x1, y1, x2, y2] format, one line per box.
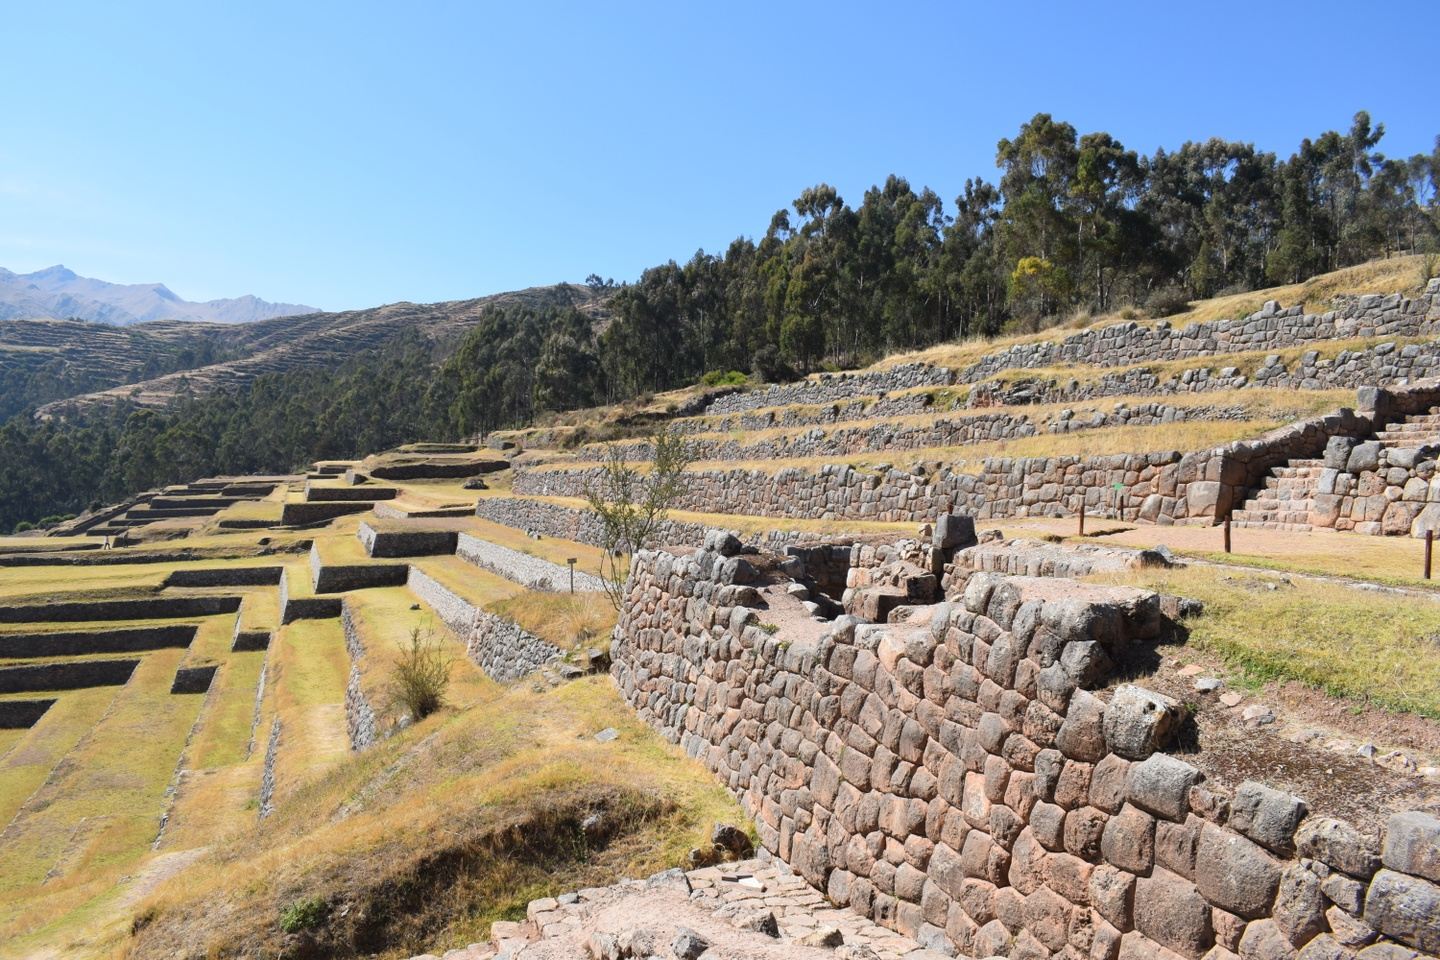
[404, 567, 562, 682]
[610, 543, 1440, 958]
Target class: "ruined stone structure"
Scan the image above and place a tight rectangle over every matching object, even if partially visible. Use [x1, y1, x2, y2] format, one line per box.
[609, 536, 1440, 958]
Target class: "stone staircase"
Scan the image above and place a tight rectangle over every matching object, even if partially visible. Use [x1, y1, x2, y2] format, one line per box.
[1229, 459, 1326, 531]
[1372, 405, 1440, 447]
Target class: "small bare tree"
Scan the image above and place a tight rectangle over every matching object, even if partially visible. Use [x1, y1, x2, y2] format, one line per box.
[583, 428, 694, 609]
[388, 626, 452, 721]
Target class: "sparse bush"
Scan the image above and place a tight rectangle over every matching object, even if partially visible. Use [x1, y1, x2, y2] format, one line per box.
[1422, 250, 1440, 283]
[699, 369, 748, 387]
[387, 627, 451, 721]
[1144, 284, 1192, 317]
[583, 427, 695, 609]
[279, 896, 328, 933]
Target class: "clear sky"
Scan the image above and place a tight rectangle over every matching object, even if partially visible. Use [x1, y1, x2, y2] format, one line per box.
[1, 0, 1434, 312]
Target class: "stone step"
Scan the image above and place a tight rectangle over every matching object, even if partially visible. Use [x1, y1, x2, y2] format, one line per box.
[1242, 498, 1316, 513]
[1230, 519, 1315, 532]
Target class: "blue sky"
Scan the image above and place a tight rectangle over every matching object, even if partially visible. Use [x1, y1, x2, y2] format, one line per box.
[1, 0, 1435, 311]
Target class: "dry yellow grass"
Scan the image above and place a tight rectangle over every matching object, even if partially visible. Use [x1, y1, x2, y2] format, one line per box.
[879, 255, 1427, 371]
[527, 418, 1290, 477]
[111, 676, 748, 960]
[491, 591, 617, 652]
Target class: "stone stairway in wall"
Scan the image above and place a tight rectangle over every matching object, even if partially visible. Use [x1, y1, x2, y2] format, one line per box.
[1228, 459, 1326, 531]
[1372, 405, 1440, 447]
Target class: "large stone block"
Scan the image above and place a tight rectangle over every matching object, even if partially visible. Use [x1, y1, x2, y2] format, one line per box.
[1135, 866, 1215, 959]
[1196, 824, 1282, 919]
[1381, 811, 1440, 883]
[1103, 685, 1183, 760]
[1126, 754, 1203, 822]
[1230, 782, 1308, 856]
[1363, 869, 1440, 953]
[1296, 817, 1381, 879]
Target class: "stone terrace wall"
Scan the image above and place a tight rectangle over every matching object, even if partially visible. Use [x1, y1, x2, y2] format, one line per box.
[475, 496, 853, 551]
[455, 533, 607, 593]
[517, 383, 1440, 526]
[610, 544, 1440, 958]
[578, 402, 1254, 465]
[959, 285, 1440, 385]
[340, 601, 378, 750]
[684, 285, 1439, 421]
[404, 567, 562, 682]
[704, 364, 957, 416]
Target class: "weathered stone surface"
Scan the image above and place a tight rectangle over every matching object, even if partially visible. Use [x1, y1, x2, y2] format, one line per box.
[1101, 805, 1156, 875]
[1127, 754, 1203, 822]
[1231, 782, 1308, 856]
[1103, 685, 1182, 760]
[1197, 823, 1282, 919]
[1363, 869, 1440, 953]
[1135, 866, 1215, 958]
[1381, 811, 1440, 883]
[1297, 818, 1381, 879]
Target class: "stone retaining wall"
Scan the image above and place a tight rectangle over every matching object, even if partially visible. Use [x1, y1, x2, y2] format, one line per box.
[404, 567, 563, 682]
[279, 501, 374, 525]
[579, 403, 1254, 465]
[703, 364, 957, 416]
[258, 717, 281, 819]
[357, 521, 458, 558]
[610, 542, 1440, 958]
[303, 484, 398, 502]
[0, 624, 197, 659]
[0, 698, 55, 728]
[455, 532, 607, 592]
[962, 287, 1440, 384]
[170, 664, 218, 694]
[516, 384, 1440, 527]
[164, 566, 284, 587]
[309, 543, 410, 593]
[278, 569, 342, 623]
[0, 594, 241, 624]
[0, 658, 139, 693]
[340, 601, 378, 750]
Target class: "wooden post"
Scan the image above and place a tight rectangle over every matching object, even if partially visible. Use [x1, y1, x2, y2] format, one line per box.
[1223, 517, 1232, 554]
[1078, 507, 1085, 537]
[1426, 532, 1433, 581]
[567, 557, 577, 593]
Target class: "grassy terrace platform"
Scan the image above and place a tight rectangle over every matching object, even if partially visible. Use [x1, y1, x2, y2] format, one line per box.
[265, 618, 351, 806]
[0, 648, 204, 904]
[344, 586, 495, 710]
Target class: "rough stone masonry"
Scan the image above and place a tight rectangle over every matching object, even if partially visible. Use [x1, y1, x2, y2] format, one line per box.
[609, 535, 1440, 959]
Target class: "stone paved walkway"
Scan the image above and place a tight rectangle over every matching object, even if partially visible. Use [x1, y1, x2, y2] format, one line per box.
[409, 858, 963, 960]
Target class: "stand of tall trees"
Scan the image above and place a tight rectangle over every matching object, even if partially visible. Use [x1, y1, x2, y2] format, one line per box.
[1, 111, 1437, 531]
[596, 111, 1439, 397]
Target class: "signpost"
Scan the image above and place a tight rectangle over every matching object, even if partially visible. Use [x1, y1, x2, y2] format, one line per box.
[567, 558, 577, 593]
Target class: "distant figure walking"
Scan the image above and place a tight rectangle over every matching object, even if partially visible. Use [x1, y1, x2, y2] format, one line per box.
[103, 535, 111, 550]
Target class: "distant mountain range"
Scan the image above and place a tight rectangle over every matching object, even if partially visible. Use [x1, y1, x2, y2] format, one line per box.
[0, 265, 318, 325]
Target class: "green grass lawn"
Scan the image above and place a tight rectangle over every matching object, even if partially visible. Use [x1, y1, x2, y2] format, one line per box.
[0, 688, 120, 832]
